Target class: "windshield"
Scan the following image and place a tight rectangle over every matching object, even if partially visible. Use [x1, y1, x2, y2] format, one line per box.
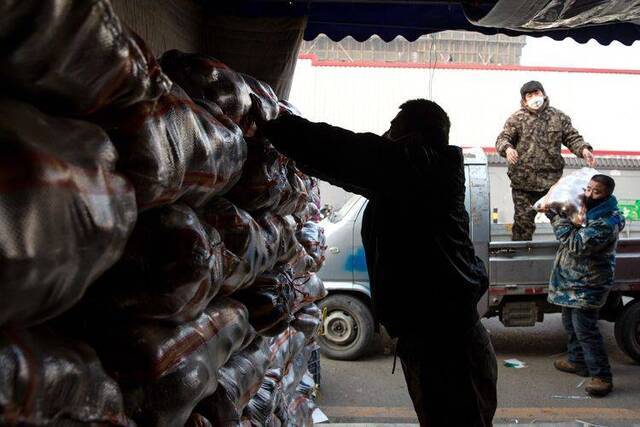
[329, 195, 362, 223]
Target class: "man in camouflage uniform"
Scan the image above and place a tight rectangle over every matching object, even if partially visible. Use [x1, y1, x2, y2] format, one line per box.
[495, 80, 596, 241]
[546, 175, 624, 397]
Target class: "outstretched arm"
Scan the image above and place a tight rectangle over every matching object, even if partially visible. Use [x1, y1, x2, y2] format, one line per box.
[263, 114, 413, 197]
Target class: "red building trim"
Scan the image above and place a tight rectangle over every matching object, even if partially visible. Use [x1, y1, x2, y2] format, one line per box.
[481, 147, 640, 156]
[298, 53, 640, 75]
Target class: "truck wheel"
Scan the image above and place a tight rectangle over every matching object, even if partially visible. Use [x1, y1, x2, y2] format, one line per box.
[318, 294, 374, 361]
[614, 299, 640, 363]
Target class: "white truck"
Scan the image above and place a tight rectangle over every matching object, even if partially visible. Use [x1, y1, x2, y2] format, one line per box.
[317, 148, 640, 362]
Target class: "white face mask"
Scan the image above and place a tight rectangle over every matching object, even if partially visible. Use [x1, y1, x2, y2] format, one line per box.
[527, 95, 545, 110]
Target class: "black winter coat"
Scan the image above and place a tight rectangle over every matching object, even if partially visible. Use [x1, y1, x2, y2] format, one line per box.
[264, 115, 488, 337]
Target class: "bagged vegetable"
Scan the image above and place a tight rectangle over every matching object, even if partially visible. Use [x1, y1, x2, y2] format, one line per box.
[0, 99, 136, 328]
[534, 167, 599, 226]
[292, 274, 328, 312]
[0, 327, 131, 426]
[199, 198, 277, 294]
[159, 50, 252, 131]
[197, 337, 271, 426]
[242, 373, 282, 427]
[86, 297, 250, 427]
[234, 268, 296, 336]
[105, 84, 246, 210]
[0, 0, 169, 116]
[226, 138, 289, 213]
[286, 393, 316, 427]
[296, 222, 327, 272]
[88, 204, 224, 324]
[292, 305, 322, 343]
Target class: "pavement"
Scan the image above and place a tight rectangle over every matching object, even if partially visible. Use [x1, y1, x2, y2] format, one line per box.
[314, 314, 640, 426]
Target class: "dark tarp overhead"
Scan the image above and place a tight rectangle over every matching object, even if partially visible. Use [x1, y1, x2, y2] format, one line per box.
[211, 1, 640, 46]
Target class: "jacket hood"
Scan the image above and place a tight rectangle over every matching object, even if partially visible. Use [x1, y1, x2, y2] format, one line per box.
[587, 195, 625, 230]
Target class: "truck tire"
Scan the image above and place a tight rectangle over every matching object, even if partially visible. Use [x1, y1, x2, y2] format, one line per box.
[318, 294, 374, 361]
[614, 299, 640, 363]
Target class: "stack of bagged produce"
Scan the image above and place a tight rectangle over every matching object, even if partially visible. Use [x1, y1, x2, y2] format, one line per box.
[0, 1, 326, 426]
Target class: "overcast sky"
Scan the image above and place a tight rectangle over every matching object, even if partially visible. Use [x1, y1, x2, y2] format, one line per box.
[520, 36, 640, 69]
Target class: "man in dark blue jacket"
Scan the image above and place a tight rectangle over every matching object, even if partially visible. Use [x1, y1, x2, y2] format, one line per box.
[255, 97, 497, 426]
[547, 174, 624, 397]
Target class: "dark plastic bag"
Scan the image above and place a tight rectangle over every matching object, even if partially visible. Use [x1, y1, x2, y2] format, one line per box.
[105, 84, 246, 210]
[292, 274, 328, 313]
[242, 373, 282, 427]
[268, 328, 307, 373]
[88, 204, 224, 324]
[0, 326, 132, 426]
[292, 305, 322, 343]
[296, 371, 317, 398]
[286, 393, 316, 427]
[88, 297, 250, 427]
[185, 413, 214, 427]
[159, 50, 252, 131]
[296, 222, 327, 272]
[0, 98, 136, 328]
[197, 337, 271, 426]
[281, 345, 314, 398]
[234, 269, 296, 336]
[278, 163, 311, 217]
[0, 0, 169, 116]
[199, 198, 278, 295]
[241, 73, 280, 124]
[226, 138, 289, 213]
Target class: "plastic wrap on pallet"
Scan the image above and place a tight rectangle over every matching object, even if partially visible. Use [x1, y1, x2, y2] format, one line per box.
[197, 337, 271, 426]
[0, 327, 132, 426]
[87, 204, 224, 324]
[159, 50, 252, 131]
[296, 222, 327, 272]
[0, 0, 169, 116]
[226, 138, 289, 213]
[292, 274, 328, 312]
[234, 268, 296, 336]
[0, 99, 136, 328]
[292, 305, 322, 343]
[105, 84, 247, 210]
[82, 297, 250, 427]
[534, 167, 599, 226]
[199, 198, 278, 294]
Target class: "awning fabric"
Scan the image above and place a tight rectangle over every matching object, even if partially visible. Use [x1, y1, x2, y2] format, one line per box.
[210, 1, 640, 46]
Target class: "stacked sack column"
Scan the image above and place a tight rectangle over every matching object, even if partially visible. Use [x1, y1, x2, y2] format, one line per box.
[1, 1, 326, 425]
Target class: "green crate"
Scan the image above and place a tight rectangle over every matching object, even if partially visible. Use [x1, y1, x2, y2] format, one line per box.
[619, 200, 640, 221]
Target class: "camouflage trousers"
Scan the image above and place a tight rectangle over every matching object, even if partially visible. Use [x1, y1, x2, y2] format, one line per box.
[512, 188, 549, 241]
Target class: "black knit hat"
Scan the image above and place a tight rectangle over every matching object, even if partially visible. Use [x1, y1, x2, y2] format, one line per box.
[520, 80, 545, 99]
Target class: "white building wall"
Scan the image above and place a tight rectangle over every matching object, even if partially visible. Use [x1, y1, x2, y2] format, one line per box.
[290, 59, 640, 220]
[290, 59, 640, 151]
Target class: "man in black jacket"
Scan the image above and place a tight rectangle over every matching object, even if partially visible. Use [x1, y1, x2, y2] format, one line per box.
[256, 98, 497, 426]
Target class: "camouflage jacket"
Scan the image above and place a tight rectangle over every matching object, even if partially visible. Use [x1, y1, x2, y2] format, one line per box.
[548, 196, 625, 310]
[495, 99, 592, 191]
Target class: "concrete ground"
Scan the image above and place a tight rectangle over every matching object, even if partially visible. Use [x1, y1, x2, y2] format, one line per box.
[315, 314, 640, 426]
